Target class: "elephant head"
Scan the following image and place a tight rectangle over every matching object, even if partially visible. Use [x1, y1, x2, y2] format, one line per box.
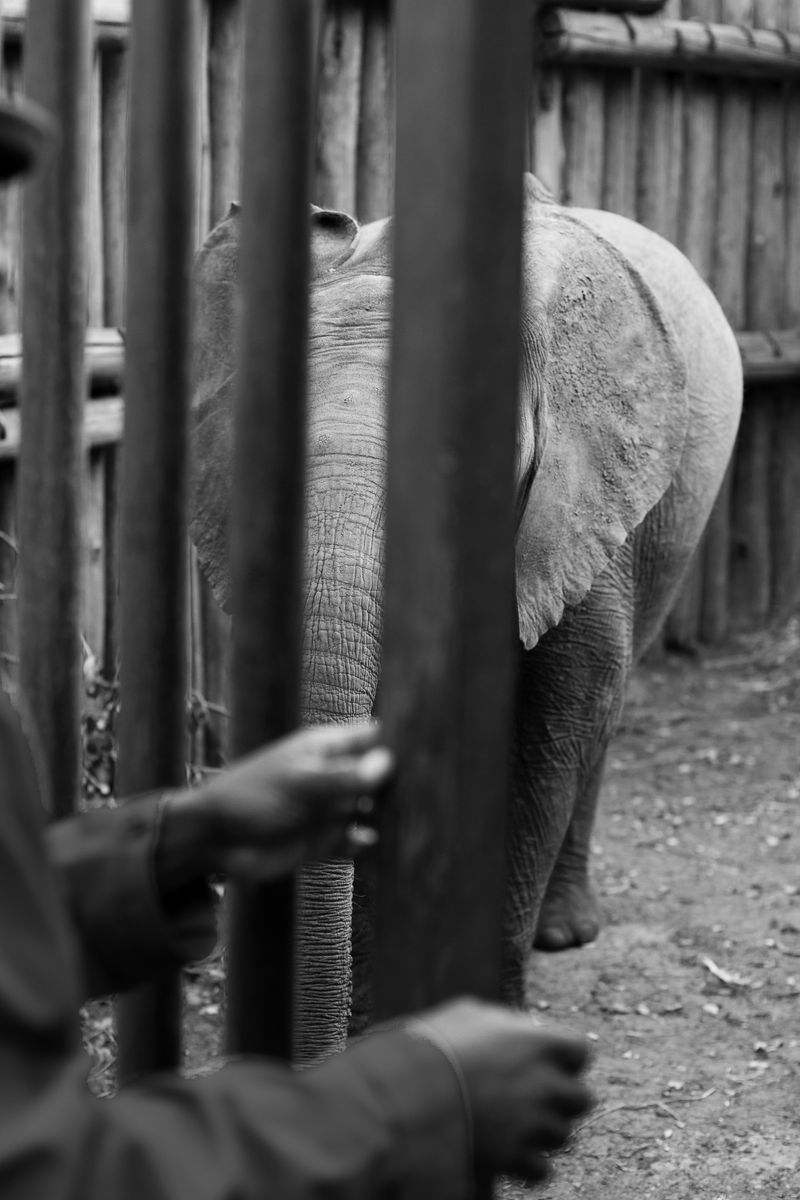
[189, 176, 687, 1059]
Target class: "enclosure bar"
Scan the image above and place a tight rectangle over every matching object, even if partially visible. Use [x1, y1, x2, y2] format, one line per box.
[18, 0, 91, 818]
[375, 1, 529, 1187]
[225, 0, 313, 1061]
[115, 0, 200, 1081]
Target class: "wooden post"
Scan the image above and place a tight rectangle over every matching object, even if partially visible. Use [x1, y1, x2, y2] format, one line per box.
[225, 0, 313, 1061]
[701, 0, 753, 642]
[314, 1, 362, 211]
[208, 0, 243, 227]
[375, 14, 529, 1196]
[730, 0, 785, 626]
[18, 0, 91, 818]
[116, 0, 200, 1080]
[355, 0, 393, 222]
[770, 2, 800, 616]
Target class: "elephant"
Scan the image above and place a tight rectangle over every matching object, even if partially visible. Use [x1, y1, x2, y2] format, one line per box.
[189, 174, 743, 1061]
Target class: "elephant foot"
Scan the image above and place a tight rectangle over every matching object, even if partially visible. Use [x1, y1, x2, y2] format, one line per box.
[534, 874, 600, 952]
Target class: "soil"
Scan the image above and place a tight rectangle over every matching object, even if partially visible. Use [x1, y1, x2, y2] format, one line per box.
[504, 620, 800, 1200]
[82, 620, 800, 1197]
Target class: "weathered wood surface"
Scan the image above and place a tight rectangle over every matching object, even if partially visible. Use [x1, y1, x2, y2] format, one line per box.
[225, 0, 314, 1063]
[542, 8, 800, 80]
[115, 0, 200, 1080]
[376, 0, 528, 1067]
[18, 0, 91, 818]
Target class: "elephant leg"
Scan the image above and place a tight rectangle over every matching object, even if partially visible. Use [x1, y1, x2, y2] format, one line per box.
[534, 735, 613, 951]
[503, 572, 632, 1004]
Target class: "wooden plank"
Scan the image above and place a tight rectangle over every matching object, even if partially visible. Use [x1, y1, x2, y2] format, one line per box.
[355, 0, 393, 222]
[115, 0, 200, 1081]
[100, 44, 127, 327]
[314, 1, 362, 212]
[730, 0, 785, 626]
[196, 0, 211, 241]
[87, 46, 104, 325]
[81, 447, 106, 661]
[562, 67, 605, 208]
[18, 0, 91, 819]
[0, 396, 123, 456]
[602, 68, 639, 218]
[665, 59, 719, 648]
[769, 0, 800, 614]
[530, 66, 565, 200]
[208, 0, 243, 227]
[5, 0, 129, 20]
[0, 461, 18, 689]
[637, 69, 683, 244]
[225, 0, 314, 1062]
[701, 0, 753, 643]
[541, 9, 800, 81]
[0, 40, 22, 333]
[375, 0, 528, 1123]
[102, 440, 119, 678]
[0, 326, 123, 395]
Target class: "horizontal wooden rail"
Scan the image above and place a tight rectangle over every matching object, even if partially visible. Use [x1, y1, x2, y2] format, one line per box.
[0, 324, 793, 454]
[0, 396, 122, 457]
[3, 0, 129, 45]
[541, 10, 800, 80]
[737, 329, 800, 384]
[0, 327, 123, 399]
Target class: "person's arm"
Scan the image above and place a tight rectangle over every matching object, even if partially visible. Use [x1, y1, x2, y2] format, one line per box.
[45, 797, 218, 998]
[2, 692, 590, 1197]
[46, 723, 393, 999]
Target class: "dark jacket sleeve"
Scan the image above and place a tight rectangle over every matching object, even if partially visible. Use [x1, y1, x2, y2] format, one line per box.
[0, 692, 473, 1200]
[45, 798, 217, 998]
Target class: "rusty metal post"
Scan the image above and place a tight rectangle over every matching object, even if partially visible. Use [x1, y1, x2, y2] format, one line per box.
[375, 0, 531, 1187]
[225, 0, 314, 1060]
[116, 0, 200, 1080]
[18, 0, 91, 818]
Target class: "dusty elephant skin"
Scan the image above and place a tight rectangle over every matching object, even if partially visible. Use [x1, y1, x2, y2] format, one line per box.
[189, 176, 742, 1059]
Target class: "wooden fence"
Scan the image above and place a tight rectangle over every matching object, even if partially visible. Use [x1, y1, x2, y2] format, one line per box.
[0, 0, 798, 727]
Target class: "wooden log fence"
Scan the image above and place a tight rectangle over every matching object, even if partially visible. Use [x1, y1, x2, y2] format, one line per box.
[1, 0, 800, 770]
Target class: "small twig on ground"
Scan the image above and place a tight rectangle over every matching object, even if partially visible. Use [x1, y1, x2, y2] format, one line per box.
[579, 1088, 715, 1133]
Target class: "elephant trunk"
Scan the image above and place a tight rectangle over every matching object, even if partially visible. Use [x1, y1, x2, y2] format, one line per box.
[292, 455, 385, 1064]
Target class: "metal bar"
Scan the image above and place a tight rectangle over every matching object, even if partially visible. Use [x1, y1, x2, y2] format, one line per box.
[18, 0, 91, 818]
[225, 0, 313, 1061]
[375, 0, 530, 1189]
[116, 0, 199, 1081]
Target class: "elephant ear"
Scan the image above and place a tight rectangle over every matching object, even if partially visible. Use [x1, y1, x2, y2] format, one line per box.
[515, 196, 688, 649]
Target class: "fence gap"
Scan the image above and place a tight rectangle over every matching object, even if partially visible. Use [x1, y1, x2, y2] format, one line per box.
[18, 0, 91, 818]
[225, 0, 314, 1061]
[375, 0, 531, 1191]
[116, 0, 200, 1081]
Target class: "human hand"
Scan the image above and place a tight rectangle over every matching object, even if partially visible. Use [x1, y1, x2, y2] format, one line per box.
[192, 721, 394, 881]
[408, 998, 592, 1182]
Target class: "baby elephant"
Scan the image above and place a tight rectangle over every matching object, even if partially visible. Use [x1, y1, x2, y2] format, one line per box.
[191, 174, 742, 1054]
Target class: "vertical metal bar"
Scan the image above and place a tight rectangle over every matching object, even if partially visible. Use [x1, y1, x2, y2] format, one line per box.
[225, 0, 313, 1060]
[116, 0, 200, 1081]
[18, 0, 91, 818]
[376, 0, 530, 1186]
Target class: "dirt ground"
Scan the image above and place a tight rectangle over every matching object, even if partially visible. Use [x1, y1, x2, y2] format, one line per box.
[503, 620, 800, 1200]
[83, 620, 800, 1197]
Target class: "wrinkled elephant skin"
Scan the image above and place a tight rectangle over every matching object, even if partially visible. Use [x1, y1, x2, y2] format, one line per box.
[189, 178, 743, 1053]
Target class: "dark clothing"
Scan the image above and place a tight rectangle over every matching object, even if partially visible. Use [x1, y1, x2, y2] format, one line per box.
[0, 692, 471, 1198]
